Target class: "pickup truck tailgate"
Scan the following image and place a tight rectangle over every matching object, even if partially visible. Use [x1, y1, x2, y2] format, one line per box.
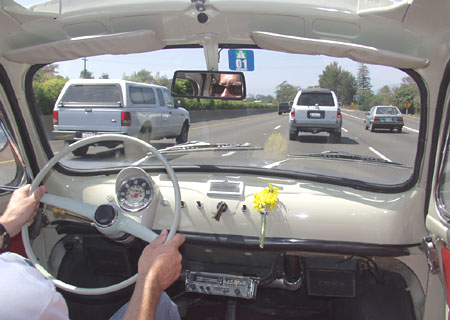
[57, 107, 123, 132]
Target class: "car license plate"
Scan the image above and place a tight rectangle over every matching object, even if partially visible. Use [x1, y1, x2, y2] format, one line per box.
[310, 112, 322, 118]
[82, 132, 95, 138]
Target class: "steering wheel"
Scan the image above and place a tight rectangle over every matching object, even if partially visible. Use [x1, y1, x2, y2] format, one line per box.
[22, 134, 181, 295]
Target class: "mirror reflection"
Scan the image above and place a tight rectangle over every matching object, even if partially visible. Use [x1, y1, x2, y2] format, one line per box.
[171, 71, 246, 100]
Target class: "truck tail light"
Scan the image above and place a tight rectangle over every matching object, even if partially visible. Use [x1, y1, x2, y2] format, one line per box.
[337, 109, 342, 118]
[121, 112, 131, 126]
[53, 111, 59, 125]
[290, 109, 295, 117]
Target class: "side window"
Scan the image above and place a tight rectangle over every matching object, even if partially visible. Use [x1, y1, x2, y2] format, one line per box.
[156, 89, 165, 107]
[130, 87, 156, 105]
[130, 86, 144, 104]
[0, 115, 26, 187]
[163, 90, 174, 108]
[141, 88, 156, 104]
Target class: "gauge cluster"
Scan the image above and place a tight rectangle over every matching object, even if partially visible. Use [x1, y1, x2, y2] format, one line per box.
[117, 177, 154, 212]
[115, 167, 160, 229]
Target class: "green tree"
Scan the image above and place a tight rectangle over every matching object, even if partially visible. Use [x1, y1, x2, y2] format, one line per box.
[357, 63, 372, 92]
[34, 64, 59, 82]
[318, 62, 356, 105]
[33, 77, 68, 115]
[275, 81, 298, 103]
[99, 73, 110, 79]
[80, 69, 94, 79]
[377, 85, 394, 105]
[123, 69, 154, 83]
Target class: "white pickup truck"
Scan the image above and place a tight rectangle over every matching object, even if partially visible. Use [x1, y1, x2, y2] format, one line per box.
[52, 79, 190, 156]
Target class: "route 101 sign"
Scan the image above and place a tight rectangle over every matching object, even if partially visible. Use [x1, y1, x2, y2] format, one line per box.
[228, 49, 254, 71]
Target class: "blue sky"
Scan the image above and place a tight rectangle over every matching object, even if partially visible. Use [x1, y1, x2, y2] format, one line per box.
[56, 49, 407, 97]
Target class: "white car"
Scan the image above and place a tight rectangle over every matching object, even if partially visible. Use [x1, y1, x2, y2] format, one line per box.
[53, 79, 190, 156]
[0, 0, 449, 319]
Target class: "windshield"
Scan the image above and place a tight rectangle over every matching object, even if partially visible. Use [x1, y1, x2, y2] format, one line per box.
[61, 84, 123, 105]
[297, 92, 334, 106]
[37, 48, 421, 187]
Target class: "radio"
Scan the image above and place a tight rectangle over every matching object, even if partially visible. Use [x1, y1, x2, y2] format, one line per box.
[185, 271, 258, 299]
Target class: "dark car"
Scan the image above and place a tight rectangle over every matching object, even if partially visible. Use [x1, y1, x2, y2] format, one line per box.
[278, 102, 292, 115]
[364, 105, 404, 132]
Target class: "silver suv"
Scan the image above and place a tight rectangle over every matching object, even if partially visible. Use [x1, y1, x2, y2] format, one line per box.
[289, 88, 342, 143]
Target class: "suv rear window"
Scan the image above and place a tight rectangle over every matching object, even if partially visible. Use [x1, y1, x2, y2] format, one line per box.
[61, 84, 122, 105]
[298, 92, 334, 106]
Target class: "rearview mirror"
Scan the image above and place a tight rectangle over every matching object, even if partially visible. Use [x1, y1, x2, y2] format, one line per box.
[171, 71, 246, 100]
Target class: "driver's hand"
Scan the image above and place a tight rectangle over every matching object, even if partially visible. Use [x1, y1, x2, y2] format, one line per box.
[137, 229, 185, 292]
[0, 184, 46, 238]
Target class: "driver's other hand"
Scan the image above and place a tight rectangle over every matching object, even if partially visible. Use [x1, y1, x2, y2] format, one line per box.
[137, 229, 185, 292]
[0, 184, 46, 238]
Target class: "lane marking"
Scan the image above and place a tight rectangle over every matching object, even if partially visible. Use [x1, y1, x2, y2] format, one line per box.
[404, 126, 419, 133]
[342, 127, 348, 133]
[263, 160, 288, 169]
[222, 151, 236, 157]
[274, 125, 281, 130]
[0, 159, 14, 165]
[369, 147, 392, 162]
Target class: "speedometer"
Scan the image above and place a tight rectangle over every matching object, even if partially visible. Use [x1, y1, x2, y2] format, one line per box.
[117, 177, 154, 212]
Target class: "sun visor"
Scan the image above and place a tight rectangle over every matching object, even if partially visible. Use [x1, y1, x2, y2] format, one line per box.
[3, 30, 165, 64]
[251, 31, 429, 69]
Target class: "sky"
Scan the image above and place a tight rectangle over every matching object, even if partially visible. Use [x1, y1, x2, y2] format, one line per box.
[55, 49, 407, 97]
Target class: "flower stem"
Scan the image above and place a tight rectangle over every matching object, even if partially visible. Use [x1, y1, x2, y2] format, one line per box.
[260, 213, 266, 248]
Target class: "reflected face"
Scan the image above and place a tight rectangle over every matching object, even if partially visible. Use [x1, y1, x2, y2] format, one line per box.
[212, 74, 242, 97]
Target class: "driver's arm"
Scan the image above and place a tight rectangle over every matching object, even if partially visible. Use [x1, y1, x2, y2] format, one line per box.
[124, 229, 185, 320]
[0, 184, 46, 249]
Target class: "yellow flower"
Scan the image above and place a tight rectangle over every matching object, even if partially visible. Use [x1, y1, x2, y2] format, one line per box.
[253, 184, 279, 212]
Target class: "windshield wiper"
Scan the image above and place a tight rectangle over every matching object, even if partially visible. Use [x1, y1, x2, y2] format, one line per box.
[158, 141, 262, 154]
[133, 141, 262, 165]
[287, 151, 408, 167]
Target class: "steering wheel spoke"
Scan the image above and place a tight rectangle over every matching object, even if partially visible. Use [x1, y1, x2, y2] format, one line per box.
[41, 194, 97, 221]
[118, 215, 159, 243]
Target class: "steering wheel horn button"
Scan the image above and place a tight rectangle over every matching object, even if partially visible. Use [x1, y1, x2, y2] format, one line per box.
[94, 204, 119, 228]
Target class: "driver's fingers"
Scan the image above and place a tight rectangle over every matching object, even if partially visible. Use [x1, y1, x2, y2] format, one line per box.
[150, 229, 168, 247]
[30, 185, 46, 205]
[167, 233, 185, 249]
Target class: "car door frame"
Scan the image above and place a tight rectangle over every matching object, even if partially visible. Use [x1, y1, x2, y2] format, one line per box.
[424, 60, 450, 319]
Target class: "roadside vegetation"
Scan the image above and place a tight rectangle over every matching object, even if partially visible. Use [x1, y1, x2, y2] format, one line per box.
[33, 62, 420, 115]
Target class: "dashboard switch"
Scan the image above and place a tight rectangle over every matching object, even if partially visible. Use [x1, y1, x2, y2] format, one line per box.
[214, 201, 228, 221]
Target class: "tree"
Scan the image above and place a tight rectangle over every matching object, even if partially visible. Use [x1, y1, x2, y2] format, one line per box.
[33, 77, 68, 115]
[34, 64, 59, 82]
[99, 73, 110, 79]
[377, 85, 394, 105]
[275, 81, 299, 103]
[123, 69, 154, 83]
[357, 63, 372, 92]
[318, 62, 356, 105]
[80, 69, 94, 79]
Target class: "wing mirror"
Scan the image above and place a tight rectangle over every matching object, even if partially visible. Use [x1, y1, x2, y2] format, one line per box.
[171, 71, 246, 100]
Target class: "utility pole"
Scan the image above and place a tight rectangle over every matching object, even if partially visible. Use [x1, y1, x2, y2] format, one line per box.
[82, 57, 87, 78]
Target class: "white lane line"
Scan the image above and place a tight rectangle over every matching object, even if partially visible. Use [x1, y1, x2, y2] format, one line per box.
[274, 125, 281, 130]
[341, 111, 362, 120]
[222, 151, 236, 157]
[404, 126, 419, 133]
[369, 147, 392, 162]
[264, 160, 288, 169]
[342, 127, 348, 133]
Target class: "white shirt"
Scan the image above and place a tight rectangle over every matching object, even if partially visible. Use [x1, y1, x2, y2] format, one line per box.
[0, 252, 69, 320]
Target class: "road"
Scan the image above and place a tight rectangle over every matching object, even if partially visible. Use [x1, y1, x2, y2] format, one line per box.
[0, 110, 420, 181]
